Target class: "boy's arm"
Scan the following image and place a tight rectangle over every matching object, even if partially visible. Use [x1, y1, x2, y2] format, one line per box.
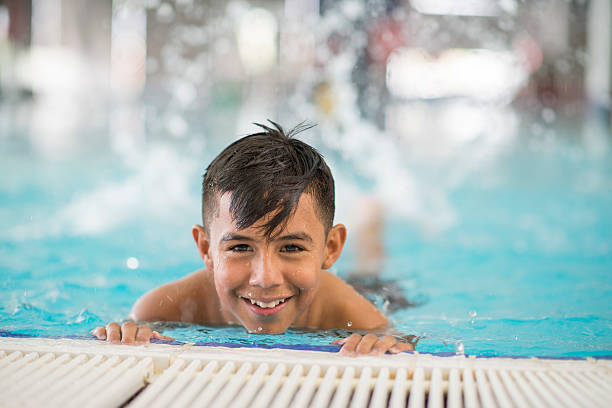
[316, 271, 388, 330]
[92, 270, 213, 344]
[318, 272, 417, 356]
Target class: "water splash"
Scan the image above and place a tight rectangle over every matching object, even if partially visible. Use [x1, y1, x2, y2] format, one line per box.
[469, 310, 477, 324]
[456, 341, 465, 356]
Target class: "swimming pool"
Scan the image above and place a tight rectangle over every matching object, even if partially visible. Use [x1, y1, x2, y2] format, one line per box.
[1, 117, 611, 358]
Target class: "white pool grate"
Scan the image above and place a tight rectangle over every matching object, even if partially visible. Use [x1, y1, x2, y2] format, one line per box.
[1, 337, 611, 407]
[0, 348, 154, 408]
[127, 357, 612, 408]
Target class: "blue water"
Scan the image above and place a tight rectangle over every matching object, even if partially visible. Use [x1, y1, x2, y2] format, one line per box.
[1, 124, 611, 357]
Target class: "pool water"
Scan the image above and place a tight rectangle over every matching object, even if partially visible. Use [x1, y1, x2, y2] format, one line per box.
[1, 122, 611, 358]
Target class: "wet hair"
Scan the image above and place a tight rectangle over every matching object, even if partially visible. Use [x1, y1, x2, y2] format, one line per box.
[202, 120, 335, 237]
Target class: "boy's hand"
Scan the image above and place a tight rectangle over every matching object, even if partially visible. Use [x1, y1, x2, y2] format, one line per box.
[331, 333, 418, 356]
[91, 321, 174, 345]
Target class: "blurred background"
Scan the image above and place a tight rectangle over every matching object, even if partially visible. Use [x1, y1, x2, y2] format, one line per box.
[1, 0, 610, 234]
[0, 0, 611, 355]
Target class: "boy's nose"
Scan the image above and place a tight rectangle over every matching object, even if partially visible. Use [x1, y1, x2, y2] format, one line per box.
[249, 253, 283, 288]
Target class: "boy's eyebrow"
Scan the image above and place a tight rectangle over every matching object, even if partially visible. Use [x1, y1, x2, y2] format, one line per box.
[220, 232, 313, 243]
[275, 232, 313, 243]
[220, 233, 254, 242]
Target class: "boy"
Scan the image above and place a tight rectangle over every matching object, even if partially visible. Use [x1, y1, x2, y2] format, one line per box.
[92, 122, 416, 356]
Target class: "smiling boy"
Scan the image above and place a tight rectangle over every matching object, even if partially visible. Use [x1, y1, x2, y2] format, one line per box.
[92, 122, 416, 355]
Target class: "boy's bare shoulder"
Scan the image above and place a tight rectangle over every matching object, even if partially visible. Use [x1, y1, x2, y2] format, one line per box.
[130, 269, 219, 324]
[314, 271, 388, 330]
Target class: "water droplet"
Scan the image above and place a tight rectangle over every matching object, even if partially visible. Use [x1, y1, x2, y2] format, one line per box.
[456, 341, 464, 356]
[126, 257, 139, 269]
[347, 321, 352, 327]
[257, 326, 262, 332]
[247, 292, 252, 297]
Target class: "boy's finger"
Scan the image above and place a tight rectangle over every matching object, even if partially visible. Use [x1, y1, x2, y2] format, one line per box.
[369, 335, 396, 356]
[121, 321, 138, 345]
[91, 327, 107, 340]
[389, 342, 415, 354]
[152, 331, 174, 341]
[135, 325, 153, 345]
[355, 333, 379, 355]
[106, 322, 121, 344]
[331, 338, 347, 345]
[339, 334, 362, 356]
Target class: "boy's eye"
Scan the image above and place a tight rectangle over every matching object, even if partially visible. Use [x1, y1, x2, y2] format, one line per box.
[230, 244, 252, 252]
[281, 244, 303, 253]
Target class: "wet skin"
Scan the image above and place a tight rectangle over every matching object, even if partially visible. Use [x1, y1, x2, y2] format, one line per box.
[196, 193, 340, 334]
[92, 193, 416, 355]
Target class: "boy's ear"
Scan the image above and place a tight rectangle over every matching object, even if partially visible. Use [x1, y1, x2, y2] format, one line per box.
[192, 224, 213, 270]
[322, 223, 347, 270]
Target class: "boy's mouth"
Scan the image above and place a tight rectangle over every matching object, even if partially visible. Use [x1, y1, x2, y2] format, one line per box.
[239, 296, 292, 316]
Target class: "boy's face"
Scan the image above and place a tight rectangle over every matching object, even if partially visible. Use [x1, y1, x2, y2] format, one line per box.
[194, 193, 346, 334]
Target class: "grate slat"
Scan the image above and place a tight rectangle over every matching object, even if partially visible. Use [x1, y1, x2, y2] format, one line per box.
[447, 368, 463, 408]
[252, 363, 287, 408]
[350, 366, 372, 408]
[0, 351, 22, 370]
[170, 360, 219, 408]
[291, 364, 321, 408]
[523, 370, 565, 407]
[408, 367, 425, 408]
[549, 370, 604, 408]
[330, 366, 356, 408]
[389, 367, 408, 408]
[475, 369, 496, 408]
[511, 369, 546, 408]
[497, 369, 529, 408]
[463, 368, 479, 408]
[230, 361, 269, 408]
[191, 360, 235, 407]
[0, 351, 38, 377]
[44, 355, 120, 407]
[535, 371, 576, 408]
[212, 362, 253, 408]
[582, 370, 612, 394]
[311, 365, 339, 408]
[370, 366, 390, 408]
[89, 357, 153, 408]
[486, 369, 512, 408]
[428, 367, 444, 408]
[129, 358, 186, 408]
[563, 371, 609, 407]
[271, 363, 304, 408]
[67, 356, 138, 407]
[5, 353, 71, 397]
[150, 359, 202, 408]
[0, 352, 54, 392]
[27, 353, 97, 406]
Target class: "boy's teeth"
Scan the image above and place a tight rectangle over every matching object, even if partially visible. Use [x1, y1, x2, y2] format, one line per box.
[245, 298, 286, 308]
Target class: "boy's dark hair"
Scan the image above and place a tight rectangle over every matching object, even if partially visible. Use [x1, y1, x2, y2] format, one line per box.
[202, 121, 335, 237]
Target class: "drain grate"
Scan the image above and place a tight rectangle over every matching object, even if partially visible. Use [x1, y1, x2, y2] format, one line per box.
[1, 338, 611, 408]
[0, 349, 153, 408]
[127, 356, 612, 408]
